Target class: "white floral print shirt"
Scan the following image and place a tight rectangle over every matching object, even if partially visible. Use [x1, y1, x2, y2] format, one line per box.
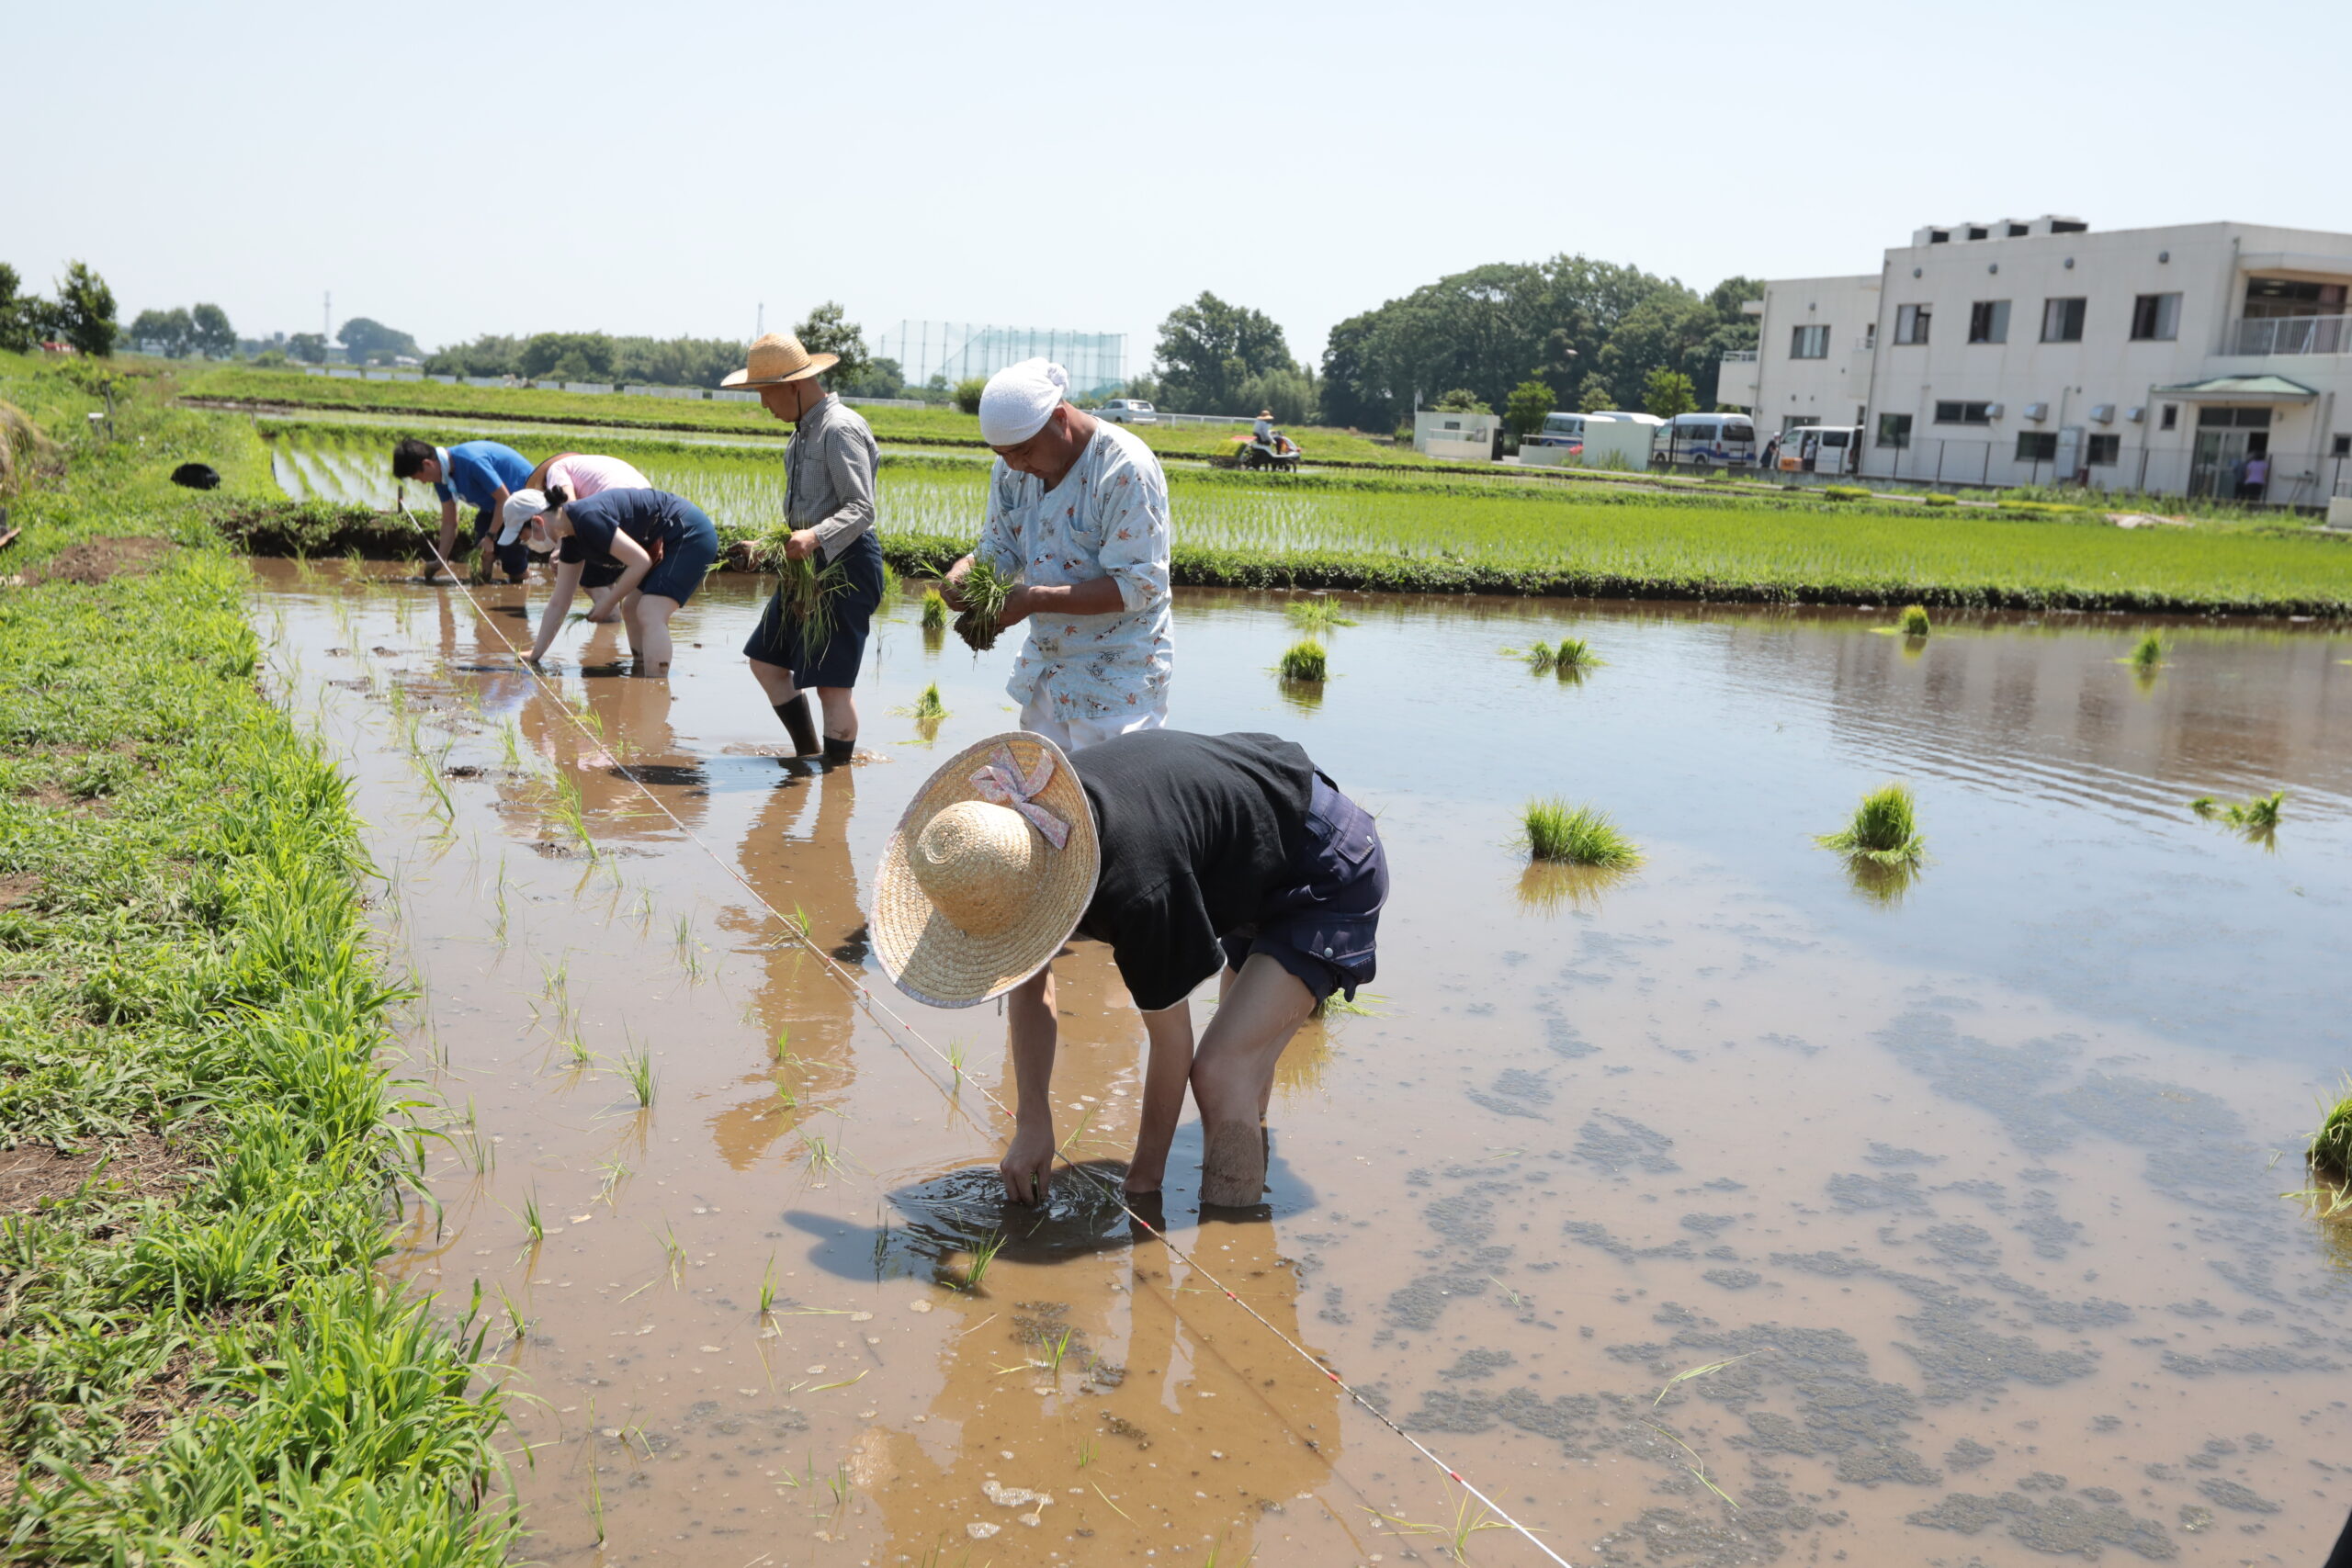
[978, 421, 1173, 725]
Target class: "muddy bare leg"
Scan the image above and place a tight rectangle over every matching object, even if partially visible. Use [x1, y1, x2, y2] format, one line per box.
[1192, 954, 1315, 1206]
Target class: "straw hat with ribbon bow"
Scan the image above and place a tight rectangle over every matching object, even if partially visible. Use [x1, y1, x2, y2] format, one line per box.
[871, 732, 1100, 1008]
[719, 332, 839, 390]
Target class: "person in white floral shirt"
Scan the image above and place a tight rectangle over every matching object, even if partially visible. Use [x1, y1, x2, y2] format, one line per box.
[944, 359, 1173, 750]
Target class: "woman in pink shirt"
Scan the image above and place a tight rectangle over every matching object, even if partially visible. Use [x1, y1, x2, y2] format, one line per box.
[499, 454, 655, 608]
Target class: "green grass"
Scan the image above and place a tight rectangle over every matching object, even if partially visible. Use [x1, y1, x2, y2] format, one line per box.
[1816, 783, 1927, 865]
[177, 362, 1425, 466]
[1520, 800, 1642, 867]
[237, 413, 2352, 615]
[0, 353, 513, 1562]
[1897, 604, 1932, 637]
[1278, 639, 1329, 682]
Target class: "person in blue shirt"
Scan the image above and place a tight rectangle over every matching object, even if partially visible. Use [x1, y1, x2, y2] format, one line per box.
[392, 437, 536, 583]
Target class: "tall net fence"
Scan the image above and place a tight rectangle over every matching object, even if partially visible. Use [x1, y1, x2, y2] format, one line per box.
[875, 321, 1126, 398]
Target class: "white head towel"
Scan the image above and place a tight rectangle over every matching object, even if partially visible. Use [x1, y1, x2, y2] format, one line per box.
[978, 359, 1070, 446]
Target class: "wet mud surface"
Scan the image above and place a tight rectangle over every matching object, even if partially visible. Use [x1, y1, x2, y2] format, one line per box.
[253, 563, 2352, 1565]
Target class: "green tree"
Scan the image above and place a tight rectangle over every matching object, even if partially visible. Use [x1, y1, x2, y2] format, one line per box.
[190, 303, 235, 359]
[53, 262, 118, 358]
[792, 301, 869, 385]
[1504, 377, 1555, 436]
[1153, 291, 1295, 415]
[424, 333, 522, 378]
[518, 332, 614, 381]
[837, 355, 904, 400]
[1643, 367, 1697, 419]
[1236, 367, 1314, 425]
[1577, 373, 1615, 412]
[0, 264, 28, 353]
[287, 332, 329, 365]
[130, 307, 194, 357]
[1431, 388, 1489, 413]
[336, 316, 419, 366]
[953, 377, 986, 415]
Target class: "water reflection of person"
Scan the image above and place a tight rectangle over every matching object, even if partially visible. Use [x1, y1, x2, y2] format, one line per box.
[708, 767, 865, 1171]
[861, 1192, 1341, 1562]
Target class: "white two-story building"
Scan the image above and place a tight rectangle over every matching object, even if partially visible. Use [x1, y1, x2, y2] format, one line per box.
[1723, 216, 2352, 504]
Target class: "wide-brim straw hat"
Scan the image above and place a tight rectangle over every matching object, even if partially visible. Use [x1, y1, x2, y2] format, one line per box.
[719, 332, 839, 389]
[871, 732, 1099, 1009]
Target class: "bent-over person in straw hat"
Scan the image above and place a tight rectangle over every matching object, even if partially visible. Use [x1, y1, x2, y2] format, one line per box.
[944, 359, 1171, 751]
[724, 333, 885, 766]
[872, 728, 1387, 1208]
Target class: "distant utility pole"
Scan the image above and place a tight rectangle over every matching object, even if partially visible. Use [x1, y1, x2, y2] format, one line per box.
[322, 291, 331, 342]
[756, 302, 763, 341]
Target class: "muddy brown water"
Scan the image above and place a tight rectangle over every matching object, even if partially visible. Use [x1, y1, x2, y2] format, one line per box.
[252, 560, 2352, 1567]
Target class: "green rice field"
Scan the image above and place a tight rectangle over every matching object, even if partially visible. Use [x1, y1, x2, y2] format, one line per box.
[256, 418, 2352, 615]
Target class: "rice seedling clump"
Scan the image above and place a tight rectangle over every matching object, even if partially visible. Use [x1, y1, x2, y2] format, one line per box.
[1285, 597, 1356, 633]
[1816, 782, 1926, 864]
[1521, 799, 1642, 867]
[2311, 1078, 2352, 1184]
[955, 558, 1013, 652]
[1278, 639, 1328, 682]
[1551, 635, 1600, 670]
[1897, 604, 1932, 637]
[2225, 790, 2284, 829]
[909, 682, 947, 720]
[920, 588, 948, 630]
[2131, 631, 2165, 669]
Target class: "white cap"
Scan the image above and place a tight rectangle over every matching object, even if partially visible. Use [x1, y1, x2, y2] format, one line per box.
[497, 488, 550, 546]
[978, 359, 1070, 446]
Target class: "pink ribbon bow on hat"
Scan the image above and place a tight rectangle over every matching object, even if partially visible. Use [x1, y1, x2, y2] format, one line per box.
[969, 745, 1069, 850]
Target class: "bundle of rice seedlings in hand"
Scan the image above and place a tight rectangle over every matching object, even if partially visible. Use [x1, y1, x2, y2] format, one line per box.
[920, 589, 948, 631]
[1278, 639, 1328, 682]
[1816, 782, 1926, 865]
[954, 558, 1013, 652]
[759, 529, 852, 652]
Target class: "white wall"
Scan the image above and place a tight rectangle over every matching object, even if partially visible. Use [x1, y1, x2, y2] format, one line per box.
[1751, 275, 1880, 434]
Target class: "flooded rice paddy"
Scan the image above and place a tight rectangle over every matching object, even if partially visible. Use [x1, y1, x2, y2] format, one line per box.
[253, 560, 2352, 1567]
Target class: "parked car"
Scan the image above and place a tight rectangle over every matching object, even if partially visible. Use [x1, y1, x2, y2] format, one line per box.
[1658, 413, 1760, 468]
[1778, 424, 1862, 476]
[1098, 399, 1158, 425]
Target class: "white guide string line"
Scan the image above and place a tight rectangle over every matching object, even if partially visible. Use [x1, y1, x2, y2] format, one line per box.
[381, 506, 1578, 1566]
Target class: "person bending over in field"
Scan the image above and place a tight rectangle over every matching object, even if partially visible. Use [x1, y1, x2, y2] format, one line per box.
[516, 486, 718, 676]
[392, 436, 535, 585]
[502, 453, 653, 620]
[872, 728, 1386, 1208]
[719, 333, 884, 766]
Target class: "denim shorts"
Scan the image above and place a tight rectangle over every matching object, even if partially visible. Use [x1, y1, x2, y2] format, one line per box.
[1219, 773, 1387, 1004]
[637, 505, 720, 605]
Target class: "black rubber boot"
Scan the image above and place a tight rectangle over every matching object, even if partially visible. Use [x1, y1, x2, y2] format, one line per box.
[822, 735, 855, 765]
[774, 695, 819, 757]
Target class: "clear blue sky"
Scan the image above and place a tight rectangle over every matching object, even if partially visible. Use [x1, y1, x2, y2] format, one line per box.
[8, 0, 2345, 375]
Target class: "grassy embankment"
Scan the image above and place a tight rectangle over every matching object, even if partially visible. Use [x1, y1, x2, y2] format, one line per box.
[175, 362, 1432, 467]
[236, 414, 2352, 615]
[0, 354, 513, 1562]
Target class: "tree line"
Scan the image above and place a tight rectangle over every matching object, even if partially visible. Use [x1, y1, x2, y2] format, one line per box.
[1139, 255, 1759, 430]
[0, 262, 120, 357]
[422, 302, 913, 397]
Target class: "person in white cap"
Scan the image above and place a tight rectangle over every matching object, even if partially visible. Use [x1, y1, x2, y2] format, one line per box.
[944, 359, 1171, 750]
[500, 453, 654, 616]
[871, 729, 1387, 1210]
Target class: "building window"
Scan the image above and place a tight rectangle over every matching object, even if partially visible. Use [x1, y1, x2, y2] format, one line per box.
[1968, 300, 2010, 344]
[2131, 293, 2181, 342]
[1790, 324, 1830, 360]
[1877, 413, 1913, 449]
[2087, 434, 2121, 465]
[1933, 400, 1993, 425]
[1894, 304, 1931, 344]
[2197, 406, 2271, 429]
[2016, 432, 2059, 461]
[2335, 434, 2351, 457]
[2041, 298, 2087, 343]
[1863, 322, 1876, 349]
[2160, 403, 2178, 430]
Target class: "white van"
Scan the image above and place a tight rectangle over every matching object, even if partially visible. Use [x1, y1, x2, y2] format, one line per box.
[1660, 413, 1759, 468]
[1777, 424, 1862, 477]
[1528, 412, 1607, 450]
